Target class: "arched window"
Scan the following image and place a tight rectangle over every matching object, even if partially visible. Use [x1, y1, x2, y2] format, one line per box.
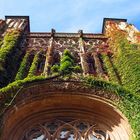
[23, 119, 110, 140]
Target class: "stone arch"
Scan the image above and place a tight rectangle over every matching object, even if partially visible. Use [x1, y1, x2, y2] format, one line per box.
[1, 81, 132, 140]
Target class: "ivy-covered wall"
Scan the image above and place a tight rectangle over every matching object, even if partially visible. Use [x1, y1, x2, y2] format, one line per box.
[27, 52, 40, 77]
[15, 52, 31, 80]
[115, 39, 140, 94]
[0, 30, 23, 87]
[101, 53, 120, 84]
[0, 18, 140, 140]
[105, 27, 140, 94]
[85, 77, 140, 140]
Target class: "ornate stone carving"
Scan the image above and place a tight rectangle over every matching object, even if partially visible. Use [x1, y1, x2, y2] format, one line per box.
[26, 37, 50, 52]
[8, 81, 120, 107]
[23, 119, 110, 140]
[54, 38, 79, 53]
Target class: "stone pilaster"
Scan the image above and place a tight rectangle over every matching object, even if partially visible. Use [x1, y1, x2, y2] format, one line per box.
[43, 29, 55, 76]
[92, 52, 104, 76]
[78, 36, 89, 76]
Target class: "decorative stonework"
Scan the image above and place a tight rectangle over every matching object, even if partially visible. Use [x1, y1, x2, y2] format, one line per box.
[24, 31, 110, 77]
[0, 81, 119, 110]
[23, 119, 110, 140]
[54, 38, 79, 52]
[26, 37, 50, 52]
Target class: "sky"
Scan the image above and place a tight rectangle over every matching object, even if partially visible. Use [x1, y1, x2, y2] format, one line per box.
[0, 0, 140, 33]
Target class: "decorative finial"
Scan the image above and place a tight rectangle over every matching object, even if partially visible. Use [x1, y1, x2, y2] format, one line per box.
[78, 30, 83, 37]
[51, 28, 55, 37]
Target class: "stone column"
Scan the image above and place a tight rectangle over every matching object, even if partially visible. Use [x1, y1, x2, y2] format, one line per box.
[79, 52, 89, 75]
[78, 30, 89, 76]
[43, 29, 55, 76]
[92, 52, 104, 76]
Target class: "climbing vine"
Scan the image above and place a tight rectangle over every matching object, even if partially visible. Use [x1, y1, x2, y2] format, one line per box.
[51, 49, 81, 78]
[84, 76, 140, 140]
[101, 53, 120, 84]
[107, 29, 140, 94]
[27, 52, 40, 77]
[15, 53, 31, 80]
[114, 38, 140, 94]
[0, 29, 22, 87]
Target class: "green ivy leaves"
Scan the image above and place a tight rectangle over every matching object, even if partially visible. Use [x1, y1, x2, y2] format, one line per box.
[51, 49, 81, 78]
[0, 30, 22, 87]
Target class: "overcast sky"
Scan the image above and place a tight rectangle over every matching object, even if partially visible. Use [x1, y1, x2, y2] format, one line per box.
[0, 0, 140, 33]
